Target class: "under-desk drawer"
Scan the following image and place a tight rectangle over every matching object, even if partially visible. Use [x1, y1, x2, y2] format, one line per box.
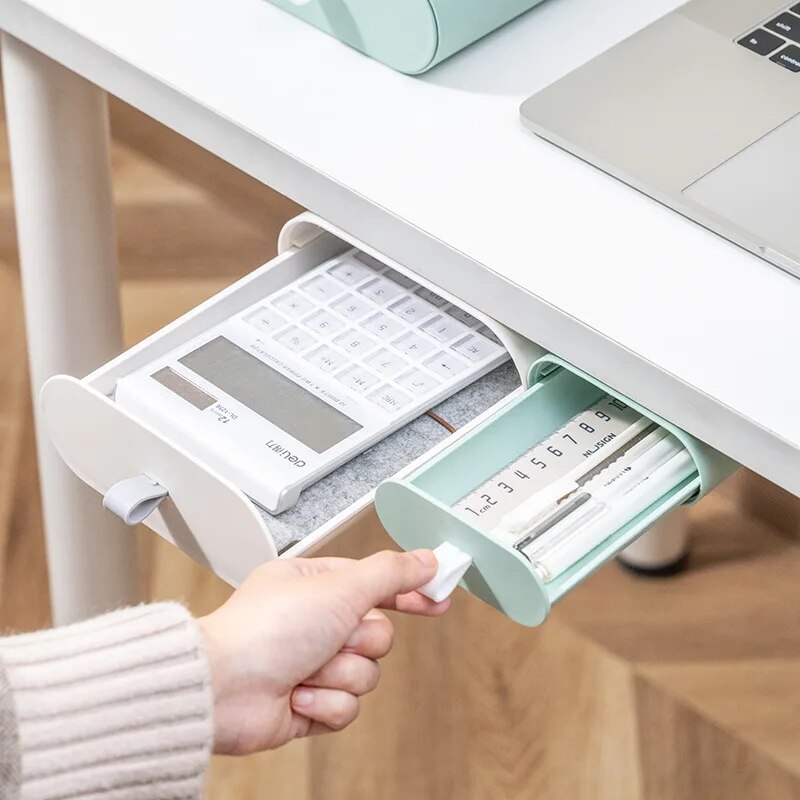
[41, 213, 738, 623]
[375, 355, 738, 626]
[40, 214, 541, 586]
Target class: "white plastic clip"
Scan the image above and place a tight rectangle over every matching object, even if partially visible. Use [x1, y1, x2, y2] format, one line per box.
[418, 542, 473, 603]
[103, 475, 169, 526]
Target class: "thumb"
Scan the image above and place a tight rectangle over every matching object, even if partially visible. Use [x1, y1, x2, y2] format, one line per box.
[342, 550, 438, 617]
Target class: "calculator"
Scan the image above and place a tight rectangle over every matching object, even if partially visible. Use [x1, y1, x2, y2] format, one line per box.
[115, 250, 509, 514]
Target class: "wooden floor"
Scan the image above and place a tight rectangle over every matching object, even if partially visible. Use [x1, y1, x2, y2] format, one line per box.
[3, 91, 800, 799]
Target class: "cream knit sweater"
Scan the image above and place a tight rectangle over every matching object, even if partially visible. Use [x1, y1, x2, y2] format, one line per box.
[0, 603, 213, 800]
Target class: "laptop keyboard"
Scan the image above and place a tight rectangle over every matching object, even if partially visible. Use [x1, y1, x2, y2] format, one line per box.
[738, 3, 800, 71]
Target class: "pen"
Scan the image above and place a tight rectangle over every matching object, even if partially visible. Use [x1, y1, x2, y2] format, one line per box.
[494, 417, 656, 538]
[509, 426, 672, 549]
[524, 448, 697, 581]
[516, 431, 685, 556]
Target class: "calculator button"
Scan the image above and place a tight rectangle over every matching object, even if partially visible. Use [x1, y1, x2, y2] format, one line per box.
[421, 314, 471, 343]
[477, 325, 502, 345]
[392, 331, 436, 358]
[415, 287, 448, 307]
[396, 368, 442, 394]
[302, 309, 345, 336]
[384, 268, 418, 289]
[272, 291, 314, 318]
[358, 277, 404, 304]
[331, 293, 372, 321]
[388, 295, 436, 324]
[451, 334, 501, 362]
[336, 364, 380, 394]
[367, 385, 411, 413]
[446, 306, 481, 327]
[328, 258, 372, 286]
[307, 345, 347, 373]
[355, 252, 386, 272]
[425, 351, 467, 377]
[243, 306, 287, 335]
[365, 348, 409, 377]
[334, 328, 379, 357]
[299, 275, 342, 301]
[275, 326, 316, 353]
[363, 312, 404, 340]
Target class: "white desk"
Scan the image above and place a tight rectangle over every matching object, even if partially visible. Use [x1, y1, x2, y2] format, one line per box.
[2, 0, 798, 621]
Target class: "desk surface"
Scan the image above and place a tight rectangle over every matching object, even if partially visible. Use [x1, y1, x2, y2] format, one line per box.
[2, 0, 798, 495]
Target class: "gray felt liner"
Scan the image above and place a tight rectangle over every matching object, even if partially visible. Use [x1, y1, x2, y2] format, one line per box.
[257, 361, 522, 553]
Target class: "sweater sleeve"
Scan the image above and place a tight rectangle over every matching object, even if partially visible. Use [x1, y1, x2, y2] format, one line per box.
[0, 602, 213, 800]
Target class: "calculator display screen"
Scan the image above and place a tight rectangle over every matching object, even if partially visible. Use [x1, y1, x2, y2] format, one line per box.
[178, 336, 362, 453]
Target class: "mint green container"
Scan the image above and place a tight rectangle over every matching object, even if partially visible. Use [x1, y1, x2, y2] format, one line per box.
[375, 355, 738, 626]
[266, 0, 547, 74]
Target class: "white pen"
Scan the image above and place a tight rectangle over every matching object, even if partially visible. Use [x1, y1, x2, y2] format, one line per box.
[515, 431, 685, 557]
[526, 448, 697, 581]
[494, 417, 656, 539]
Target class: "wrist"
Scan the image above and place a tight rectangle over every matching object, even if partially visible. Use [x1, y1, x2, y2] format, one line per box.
[197, 614, 227, 752]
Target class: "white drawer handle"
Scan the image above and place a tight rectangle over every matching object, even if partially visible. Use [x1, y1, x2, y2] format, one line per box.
[103, 475, 169, 526]
[418, 543, 472, 603]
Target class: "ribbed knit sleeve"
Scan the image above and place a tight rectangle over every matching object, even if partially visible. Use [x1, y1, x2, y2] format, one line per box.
[0, 603, 213, 800]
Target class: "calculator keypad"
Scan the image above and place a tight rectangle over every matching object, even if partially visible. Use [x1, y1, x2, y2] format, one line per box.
[243, 251, 507, 418]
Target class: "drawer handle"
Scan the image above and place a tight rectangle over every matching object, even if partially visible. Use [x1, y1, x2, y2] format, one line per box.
[418, 543, 473, 603]
[103, 475, 169, 526]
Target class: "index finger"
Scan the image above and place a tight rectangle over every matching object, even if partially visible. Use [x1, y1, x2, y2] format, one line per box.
[379, 591, 451, 617]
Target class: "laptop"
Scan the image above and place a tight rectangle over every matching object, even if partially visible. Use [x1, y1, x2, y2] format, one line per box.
[520, 0, 800, 278]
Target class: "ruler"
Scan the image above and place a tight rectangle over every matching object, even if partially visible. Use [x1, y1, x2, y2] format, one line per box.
[451, 395, 643, 532]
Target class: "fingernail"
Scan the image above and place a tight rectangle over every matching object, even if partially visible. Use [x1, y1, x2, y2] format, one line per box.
[411, 549, 436, 568]
[293, 688, 314, 708]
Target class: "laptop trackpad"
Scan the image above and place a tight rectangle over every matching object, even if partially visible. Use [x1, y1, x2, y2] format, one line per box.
[684, 113, 800, 261]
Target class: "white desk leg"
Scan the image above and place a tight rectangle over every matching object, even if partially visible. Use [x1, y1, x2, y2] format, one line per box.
[2, 36, 140, 624]
[617, 508, 689, 576]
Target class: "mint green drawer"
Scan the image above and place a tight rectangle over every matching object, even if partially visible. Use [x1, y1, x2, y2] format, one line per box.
[375, 354, 738, 626]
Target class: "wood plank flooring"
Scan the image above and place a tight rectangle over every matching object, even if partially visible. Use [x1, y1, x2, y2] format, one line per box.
[2, 88, 800, 799]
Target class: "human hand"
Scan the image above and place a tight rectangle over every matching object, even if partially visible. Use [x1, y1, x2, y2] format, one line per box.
[198, 549, 447, 755]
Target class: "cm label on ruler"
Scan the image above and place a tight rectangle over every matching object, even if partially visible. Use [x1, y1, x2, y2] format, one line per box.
[453, 396, 642, 531]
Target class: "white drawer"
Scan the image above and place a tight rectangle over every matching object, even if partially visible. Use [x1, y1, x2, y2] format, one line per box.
[41, 214, 543, 586]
